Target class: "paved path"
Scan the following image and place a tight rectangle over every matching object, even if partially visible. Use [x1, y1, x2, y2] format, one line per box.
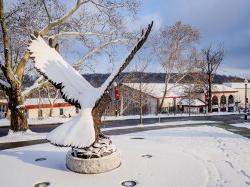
[104, 121, 250, 139]
[0, 122, 210, 150]
[0, 139, 48, 150]
[213, 122, 250, 139]
[0, 114, 249, 150]
[0, 114, 247, 137]
[1, 122, 250, 151]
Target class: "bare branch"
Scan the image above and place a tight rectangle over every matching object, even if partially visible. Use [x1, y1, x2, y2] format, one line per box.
[39, 0, 89, 36]
[15, 0, 89, 81]
[22, 76, 48, 97]
[73, 38, 129, 69]
[49, 31, 114, 40]
[89, 0, 124, 10]
[42, 0, 52, 24]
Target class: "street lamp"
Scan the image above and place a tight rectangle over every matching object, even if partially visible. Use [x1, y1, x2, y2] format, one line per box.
[244, 79, 248, 121]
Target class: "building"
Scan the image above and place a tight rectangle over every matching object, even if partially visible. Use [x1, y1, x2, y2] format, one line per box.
[0, 98, 79, 119]
[223, 82, 250, 109]
[0, 82, 241, 118]
[178, 98, 206, 113]
[210, 84, 239, 112]
[105, 83, 239, 116]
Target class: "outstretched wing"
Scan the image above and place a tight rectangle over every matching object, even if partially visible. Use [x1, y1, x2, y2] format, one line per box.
[96, 21, 154, 106]
[28, 36, 97, 108]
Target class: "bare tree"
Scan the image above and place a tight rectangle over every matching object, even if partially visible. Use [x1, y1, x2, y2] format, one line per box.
[201, 44, 224, 112]
[0, 0, 92, 131]
[121, 59, 153, 123]
[42, 84, 60, 117]
[48, 0, 140, 72]
[155, 21, 200, 113]
[182, 80, 205, 117]
[0, 0, 140, 132]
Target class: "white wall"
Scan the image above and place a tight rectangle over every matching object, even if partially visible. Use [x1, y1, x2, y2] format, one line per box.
[28, 106, 78, 119]
[148, 97, 158, 114]
[183, 106, 201, 113]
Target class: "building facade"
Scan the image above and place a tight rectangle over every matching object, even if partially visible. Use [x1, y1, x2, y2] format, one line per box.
[223, 82, 250, 110]
[0, 98, 79, 119]
[210, 84, 238, 112]
[105, 83, 239, 116]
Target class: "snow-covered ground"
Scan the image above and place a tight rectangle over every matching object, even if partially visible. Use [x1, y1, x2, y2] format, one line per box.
[0, 117, 70, 127]
[0, 120, 215, 143]
[103, 112, 240, 121]
[0, 130, 46, 143]
[230, 122, 250, 130]
[0, 125, 249, 187]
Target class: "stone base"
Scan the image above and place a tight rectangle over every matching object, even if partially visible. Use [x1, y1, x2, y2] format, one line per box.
[66, 150, 121, 174]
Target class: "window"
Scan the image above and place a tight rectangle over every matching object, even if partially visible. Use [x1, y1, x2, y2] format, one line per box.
[60, 108, 64, 115]
[38, 109, 43, 118]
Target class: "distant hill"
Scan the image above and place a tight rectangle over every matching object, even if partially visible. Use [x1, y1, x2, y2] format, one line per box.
[213, 74, 244, 84]
[19, 72, 246, 96]
[0, 72, 243, 99]
[82, 72, 245, 87]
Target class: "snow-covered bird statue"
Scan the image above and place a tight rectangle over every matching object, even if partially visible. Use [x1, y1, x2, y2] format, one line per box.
[28, 21, 153, 173]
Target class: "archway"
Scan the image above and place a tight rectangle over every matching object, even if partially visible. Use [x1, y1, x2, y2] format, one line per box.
[212, 96, 219, 112]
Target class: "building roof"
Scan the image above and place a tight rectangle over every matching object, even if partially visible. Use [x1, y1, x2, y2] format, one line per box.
[212, 84, 238, 93]
[123, 83, 238, 98]
[123, 83, 187, 98]
[26, 98, 67, 105]
[0, 98, 67, 105]
[223, 82, 250, 89]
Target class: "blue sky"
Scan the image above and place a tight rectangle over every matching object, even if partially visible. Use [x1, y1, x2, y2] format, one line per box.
[136, 0, 250, 77]
[4, 0, 250, 77]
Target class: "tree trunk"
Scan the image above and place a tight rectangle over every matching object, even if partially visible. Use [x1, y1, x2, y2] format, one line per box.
[92, 93, 111, 140]
[158, 86, 168, 114]
[158, 74, 169, 114]
[7, 88, 28, 131]
[139, 81, 143, 124]
[49, 104, 53, 117]
[49, 108, 53, 117]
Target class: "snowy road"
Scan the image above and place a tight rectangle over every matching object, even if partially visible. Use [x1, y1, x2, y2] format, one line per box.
[0, 113, 247, 137]
[0, 125, 249, 187]
[1, 120, 250, 151]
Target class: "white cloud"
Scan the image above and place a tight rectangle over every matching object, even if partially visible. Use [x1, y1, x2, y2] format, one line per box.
[125, 13, 163, 32]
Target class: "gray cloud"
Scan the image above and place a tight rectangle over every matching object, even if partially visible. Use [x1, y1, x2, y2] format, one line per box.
[140, 0, 250, 77]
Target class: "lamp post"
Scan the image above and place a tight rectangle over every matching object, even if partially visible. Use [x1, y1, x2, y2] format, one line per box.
[244, 79, 248, 121]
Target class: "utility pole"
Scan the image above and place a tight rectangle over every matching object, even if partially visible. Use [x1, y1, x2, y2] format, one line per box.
[188, 89, 191, 120]
[244, 79, 248, 121]
[139, 74, 143, 125]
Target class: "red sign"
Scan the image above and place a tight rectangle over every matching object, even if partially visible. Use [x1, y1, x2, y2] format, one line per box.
[115, 88, 120, 100]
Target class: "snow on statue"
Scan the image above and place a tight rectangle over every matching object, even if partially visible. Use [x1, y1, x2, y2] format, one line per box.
[28, 22, 153, 167]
